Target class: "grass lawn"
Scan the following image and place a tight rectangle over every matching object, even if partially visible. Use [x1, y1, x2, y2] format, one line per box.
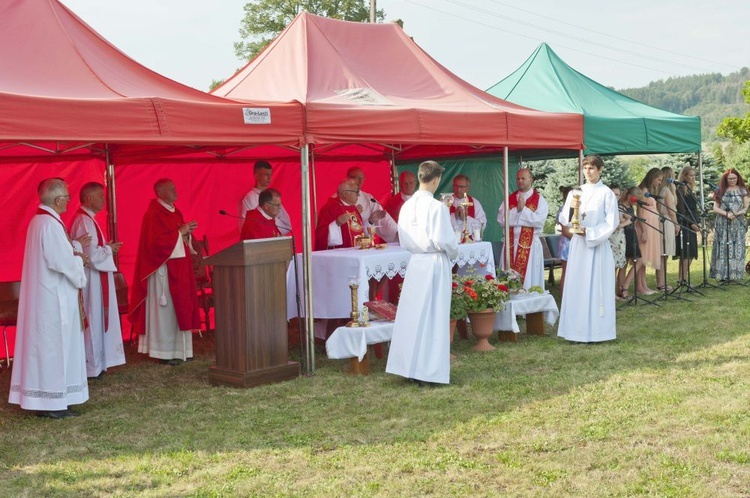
[1, 254, 749, 497]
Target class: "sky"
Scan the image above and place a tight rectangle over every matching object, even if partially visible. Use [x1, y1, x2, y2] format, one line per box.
[62, 0, 749, 93]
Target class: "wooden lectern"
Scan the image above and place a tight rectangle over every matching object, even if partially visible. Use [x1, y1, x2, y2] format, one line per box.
[204, 237, 300, 387]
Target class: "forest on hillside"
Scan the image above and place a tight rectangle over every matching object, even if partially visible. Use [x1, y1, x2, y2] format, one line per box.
[619, 68, 750, 143]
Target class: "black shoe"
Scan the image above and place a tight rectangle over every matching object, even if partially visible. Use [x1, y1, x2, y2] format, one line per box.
[36, 410, 77, 419]
[159, 359, 182, 366]
[88, 372, 104, 380]
[407, 378, 426, 388]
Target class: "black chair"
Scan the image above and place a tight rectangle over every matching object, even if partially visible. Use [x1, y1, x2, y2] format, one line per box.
[541, 234, 562, 286]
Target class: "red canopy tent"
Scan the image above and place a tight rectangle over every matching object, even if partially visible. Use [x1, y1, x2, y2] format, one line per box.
[211, 13, 585, 368]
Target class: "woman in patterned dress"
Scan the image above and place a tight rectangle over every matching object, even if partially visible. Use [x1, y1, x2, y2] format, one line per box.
[608, 185, 628, 300]
[657, 166, 680, 290]
[710, 169, 749, 282]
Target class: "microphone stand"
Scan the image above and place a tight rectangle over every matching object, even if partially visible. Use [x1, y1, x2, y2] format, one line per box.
[641, 203, 690, 303]
[618, 207, 659, 308]
[652, 194, 703, 298]
[696, 209, 724, 291]
[672, 187, 704, 296]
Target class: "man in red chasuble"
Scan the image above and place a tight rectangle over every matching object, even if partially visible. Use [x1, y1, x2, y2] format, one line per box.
[497, 168, 550, 290]
[129, 179, 200, 366]
[315, 179, 365, 251]
[241, 188, 283, 240]
[383, 170, 417, 223]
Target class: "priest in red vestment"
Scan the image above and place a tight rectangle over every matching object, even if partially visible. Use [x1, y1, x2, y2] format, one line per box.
[241, 188, 283, 240]
[129, 179, 200, 365]
[315, 179, 365, 251]
[383, 171, 417, 222]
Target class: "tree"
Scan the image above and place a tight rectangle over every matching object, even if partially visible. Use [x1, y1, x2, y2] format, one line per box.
[717, 80, 750, 144]
[235, 1, 385, 62]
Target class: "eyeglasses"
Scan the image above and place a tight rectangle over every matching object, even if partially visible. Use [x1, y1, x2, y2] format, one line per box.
[454, 184, 469, 189]
[266, 202, 282, 207]
[344, 189, 361, 194]
[56, 195, 71, 201]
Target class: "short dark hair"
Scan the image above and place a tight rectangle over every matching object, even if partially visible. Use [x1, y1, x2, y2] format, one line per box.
[254, 160, 272, 172]
[259, 188, 280, 206]
[418, 160, 444, 184]
[582, 154, 604, 170]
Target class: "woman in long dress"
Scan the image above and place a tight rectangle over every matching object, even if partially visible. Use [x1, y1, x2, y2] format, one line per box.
[674, 165, 701, 284]
[710, 169, 749, 282]
[607, 185, 628, 300]
[657, 166, 680, 290]
[636, 168, 664, 295]
[558, 155, 619, 343]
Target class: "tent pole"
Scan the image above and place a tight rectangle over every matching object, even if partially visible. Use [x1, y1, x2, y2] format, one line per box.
[578, 150, 584, 185]
[300, 145, 316, 375]
[503, 147, 510, 270]
[311, 149, 319, 228]
[390, 149, 398, 195]
[105, 146, 119, 266]
[698, 152, 705, 212]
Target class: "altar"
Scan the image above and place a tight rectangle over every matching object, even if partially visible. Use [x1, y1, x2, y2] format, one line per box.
[286, 241, 495, 319]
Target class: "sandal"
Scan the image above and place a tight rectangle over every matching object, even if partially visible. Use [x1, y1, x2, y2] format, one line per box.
[618, 286, 629, 299]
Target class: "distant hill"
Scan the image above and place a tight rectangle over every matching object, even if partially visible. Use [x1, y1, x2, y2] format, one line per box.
[618, 68, 750, 145]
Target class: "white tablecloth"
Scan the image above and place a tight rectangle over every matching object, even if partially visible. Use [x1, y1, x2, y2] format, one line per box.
[326, 321, 394, 361]
[493, 292, 559, 333]
[287, 241, 495, 319]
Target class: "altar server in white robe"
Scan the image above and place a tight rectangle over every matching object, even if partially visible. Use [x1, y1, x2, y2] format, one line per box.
[70, 182, 126, 378]
[9, 178, 89, 418]
[557, 155, 619, 343]
[497, 168, 549, 289]
[386, 161, 459, 385]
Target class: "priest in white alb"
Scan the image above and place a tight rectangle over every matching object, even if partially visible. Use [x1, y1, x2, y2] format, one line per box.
[386, 160, 459, 386]
[557, 155, 619, 343]
[497, 168, 549, 289]
[69, 182, 126, 379]
[9, 178, 90, 419]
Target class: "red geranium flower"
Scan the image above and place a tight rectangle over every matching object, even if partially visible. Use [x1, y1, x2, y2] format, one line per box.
[485, 274, 494, 281]
[497, 284, 509, 292]
[452, 282, 458, 289]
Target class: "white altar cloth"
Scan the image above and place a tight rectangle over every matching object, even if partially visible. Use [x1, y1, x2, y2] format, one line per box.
[287, 241, 495, 319]
[326, 321, 394, 361]
[492, 292, 559, 333]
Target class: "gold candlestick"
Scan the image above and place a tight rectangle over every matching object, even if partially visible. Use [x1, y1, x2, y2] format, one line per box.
[348, 280, 360, 327]
[570, 189, 585, 234]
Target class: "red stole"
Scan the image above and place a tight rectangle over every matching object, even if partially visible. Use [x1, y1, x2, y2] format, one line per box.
[383, 193, 407, 222]
[128, 199, 200, 336]
[35, 208, 87, 331]
[315, 197, 364, 251]
[75, 208, 111, 331]
[449, 195, 476, 219]
[240, 208, 281, 240]
[507, 189, 540, 282]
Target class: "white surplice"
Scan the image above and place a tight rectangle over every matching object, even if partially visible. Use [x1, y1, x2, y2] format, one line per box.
[9, 205, 89, 411]
[497, 189, 549, 289]
[386, 190, 459, 384]
[355, 190, 399, 243]
[557, 181, 619, 343]
[239, 186, 292, 234]
[70, 208, 126, 377]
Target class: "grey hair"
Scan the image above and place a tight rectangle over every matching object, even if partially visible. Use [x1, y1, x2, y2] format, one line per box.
[38, 178, 68, 206]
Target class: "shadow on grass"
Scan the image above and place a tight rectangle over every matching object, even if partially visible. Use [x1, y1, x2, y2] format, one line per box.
[0, 265, 748, 494]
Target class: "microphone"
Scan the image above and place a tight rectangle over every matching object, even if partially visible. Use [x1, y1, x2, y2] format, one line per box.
[667, 178, 687, 187]
[703, 180, 720, 191]
[644, 192, 663, 200]
[219, 209, 245, 220]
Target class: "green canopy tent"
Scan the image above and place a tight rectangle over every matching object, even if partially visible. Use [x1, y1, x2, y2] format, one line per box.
[486, 43, 702, 156]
